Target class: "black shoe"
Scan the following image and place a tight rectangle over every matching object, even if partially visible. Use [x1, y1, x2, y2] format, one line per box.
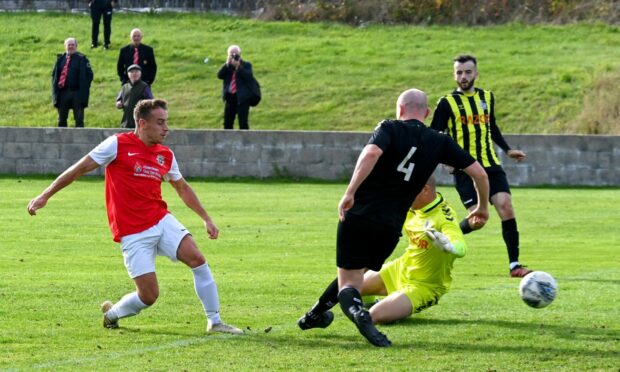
[297, 311, 334, 330]
[353, 309, 391, 347]
[103, 44, 110, 50]
[91, 43, 98, 49]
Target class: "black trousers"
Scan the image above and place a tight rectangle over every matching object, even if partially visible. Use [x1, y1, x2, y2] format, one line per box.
[224, 93, 250, 130]
[91, 7, 112, 46]
[57, 90, 85, 127]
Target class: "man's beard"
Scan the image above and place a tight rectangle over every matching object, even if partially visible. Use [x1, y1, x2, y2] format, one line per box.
[458, 78, 475, 91]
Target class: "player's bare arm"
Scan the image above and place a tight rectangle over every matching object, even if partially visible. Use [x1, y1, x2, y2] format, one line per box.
[507, 149, 526, 162]
[338, 144, 383, 221]
[169, 178, 219, 240]
[27, 155, 100, 216]
[462, 161, 490, 227]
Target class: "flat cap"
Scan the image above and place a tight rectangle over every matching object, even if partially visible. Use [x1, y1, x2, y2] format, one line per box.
[127, 64, 142, 72]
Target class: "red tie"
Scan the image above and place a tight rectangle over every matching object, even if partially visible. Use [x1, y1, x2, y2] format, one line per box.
[58, 55, 71, 89]
[133, 47, 139, 65]
[230, 71, 237, 94]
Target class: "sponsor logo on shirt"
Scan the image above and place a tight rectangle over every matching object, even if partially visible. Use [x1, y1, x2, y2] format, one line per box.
[459, 113, 490, 126]
[133, 161, 163, 181]
[409, 232, 429, 250]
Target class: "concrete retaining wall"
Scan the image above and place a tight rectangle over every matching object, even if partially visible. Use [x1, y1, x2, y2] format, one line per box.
[0, 127, 618, 186]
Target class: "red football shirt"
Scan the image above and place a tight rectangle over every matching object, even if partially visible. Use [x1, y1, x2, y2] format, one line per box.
[89, 132, 182, 242]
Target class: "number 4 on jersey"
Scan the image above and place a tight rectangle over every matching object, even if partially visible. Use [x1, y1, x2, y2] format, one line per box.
[397, 146, 417, 181]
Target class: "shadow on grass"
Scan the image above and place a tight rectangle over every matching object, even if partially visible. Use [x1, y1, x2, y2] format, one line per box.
[250, 331, 618, 361]
[35, 318, 613, 371]
[234, 327, 619, 359]
[559, 277, 620, 285]
[393, 316, 618, 342]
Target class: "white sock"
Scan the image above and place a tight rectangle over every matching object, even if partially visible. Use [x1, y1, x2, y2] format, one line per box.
[509, 262, 520, 270]
[192, 263, 221, 325]
[106, 292, 148, 321]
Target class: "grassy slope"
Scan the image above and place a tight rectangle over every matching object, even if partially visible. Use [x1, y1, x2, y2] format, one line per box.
[1, 177, 618, 370]
[0, 12, 619, 133]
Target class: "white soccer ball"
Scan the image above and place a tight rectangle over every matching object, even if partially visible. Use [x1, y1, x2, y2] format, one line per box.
[519, 271, 558, 308]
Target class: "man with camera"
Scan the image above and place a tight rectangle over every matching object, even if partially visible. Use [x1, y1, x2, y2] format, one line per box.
[217, 45, 256, 130]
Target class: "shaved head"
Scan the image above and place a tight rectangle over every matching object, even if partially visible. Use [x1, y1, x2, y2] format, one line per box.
[425, 175, 436, 189]
[411, 175, 438, 210]
[396, 89, 429, 120]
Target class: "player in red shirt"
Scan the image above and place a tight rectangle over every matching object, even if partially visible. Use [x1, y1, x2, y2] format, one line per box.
[27, 99, 242, 335]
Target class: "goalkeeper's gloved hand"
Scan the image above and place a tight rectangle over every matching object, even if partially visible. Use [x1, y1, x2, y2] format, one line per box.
[424, 220, 457, 254]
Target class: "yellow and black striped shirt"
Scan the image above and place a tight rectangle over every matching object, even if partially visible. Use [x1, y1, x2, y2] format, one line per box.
[430, 88, 511, 168]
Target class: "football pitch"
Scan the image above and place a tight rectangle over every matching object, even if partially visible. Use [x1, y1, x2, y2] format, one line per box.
[1, 177, 618, 370]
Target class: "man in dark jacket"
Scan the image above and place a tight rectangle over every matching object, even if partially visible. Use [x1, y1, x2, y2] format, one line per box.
[116, 64, 153, 128]
[51, 38, 94, 127]
[217, 45, 256, 130]
[89, 0, 116, 49]
[117, 28, 157, 85]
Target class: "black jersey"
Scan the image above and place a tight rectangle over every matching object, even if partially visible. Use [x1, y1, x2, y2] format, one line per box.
[348, 119, 475, 232]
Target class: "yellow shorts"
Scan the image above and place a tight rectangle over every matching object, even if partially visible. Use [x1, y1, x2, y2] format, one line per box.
[379, 258, 444, 314]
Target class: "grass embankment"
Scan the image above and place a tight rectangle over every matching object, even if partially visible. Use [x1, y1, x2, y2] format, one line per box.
[0, 12, 619, 133]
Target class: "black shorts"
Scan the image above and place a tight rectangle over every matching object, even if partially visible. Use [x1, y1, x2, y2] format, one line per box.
[454, 166, 511, 208]
[336, 213, 401, 271]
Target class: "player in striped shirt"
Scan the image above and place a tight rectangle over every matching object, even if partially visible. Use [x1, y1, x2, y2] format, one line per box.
[430, 54, 532, 278]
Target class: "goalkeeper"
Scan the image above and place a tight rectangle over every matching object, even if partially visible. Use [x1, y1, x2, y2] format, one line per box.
[360, 175, 467, 324]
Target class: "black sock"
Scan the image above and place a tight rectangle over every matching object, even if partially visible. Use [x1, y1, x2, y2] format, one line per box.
[307, 278, 338, 319]
[460, 218, 473, 234]
[502, 218, 520, 263]
[338, 287, 363, 323]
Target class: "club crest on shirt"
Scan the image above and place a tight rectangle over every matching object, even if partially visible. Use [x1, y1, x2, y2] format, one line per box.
[134, 162, 142, 173]
[480, 101, 488, 111]
[156, 155, 165, 166]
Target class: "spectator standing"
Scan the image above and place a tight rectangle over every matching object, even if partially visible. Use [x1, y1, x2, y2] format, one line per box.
[217, 45, 256, 130]
[116, 64, 153, 128]
[51, 37, 93, 128]
[89, 0, 116, 49]
[117, 28, 157, 85]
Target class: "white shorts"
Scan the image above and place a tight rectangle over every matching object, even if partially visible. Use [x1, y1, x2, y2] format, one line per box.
[120, 214, 190, 279]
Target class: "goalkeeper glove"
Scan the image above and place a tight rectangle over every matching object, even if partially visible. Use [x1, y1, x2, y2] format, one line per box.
[424, 220, 457, 254]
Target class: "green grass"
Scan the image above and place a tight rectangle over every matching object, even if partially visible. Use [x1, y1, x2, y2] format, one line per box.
[1, 177, 618, 370]
[0, 12, 619, 133]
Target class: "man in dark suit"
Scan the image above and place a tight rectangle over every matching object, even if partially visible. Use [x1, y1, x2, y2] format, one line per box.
[89, 0, 116, 49]
[217, 45, 256, 130]
[51, 38, 94, 127]
[117, 28, 157, 85]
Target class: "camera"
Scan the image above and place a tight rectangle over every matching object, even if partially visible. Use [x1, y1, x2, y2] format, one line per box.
[232, 54, 240, 61]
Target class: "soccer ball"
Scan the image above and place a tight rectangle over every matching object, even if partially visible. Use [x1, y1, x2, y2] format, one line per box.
[519, 271, 557, 308]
